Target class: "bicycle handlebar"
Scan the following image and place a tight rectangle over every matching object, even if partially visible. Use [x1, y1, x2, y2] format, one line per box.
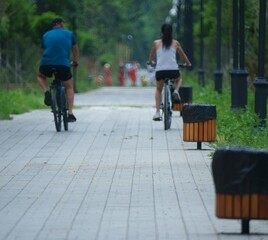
[178, 63, 191, 69]
[147, 61, 191, 69]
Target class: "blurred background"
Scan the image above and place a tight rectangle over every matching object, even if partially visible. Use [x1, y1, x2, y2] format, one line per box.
[0, 0, 267, 89]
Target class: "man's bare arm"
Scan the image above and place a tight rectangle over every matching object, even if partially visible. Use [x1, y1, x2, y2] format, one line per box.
[72, 44, 79, 66]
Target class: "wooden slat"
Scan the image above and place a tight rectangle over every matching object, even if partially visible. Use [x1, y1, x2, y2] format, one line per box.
[241, 194, 250, 219]
[233, 195, 241, 218]
[265, 195, 268, 219]
[198, 122, 203, 142]
[183, 123, 186, 140]
[250, 194, 259, 218]
[258, 194, 267, 219]
[207, 120, 212, 141]
[183, 123, 190, 141]
[216, 194, 220, 217]
[211, 120, 214, 141]
[189, 123, 194, 141]
[225, 194, 233, 218]
[212, 120, 216, 140]
[203, 121, 208, 142]
[216, 194, 226, 218]
[194, 122, 199, 141]
[187, 123, 191, 141]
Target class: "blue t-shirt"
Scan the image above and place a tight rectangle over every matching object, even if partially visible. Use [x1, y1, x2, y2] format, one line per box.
[40, 28, 77, 67]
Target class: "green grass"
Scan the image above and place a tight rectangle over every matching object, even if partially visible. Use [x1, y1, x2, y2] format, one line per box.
[185, 73, 268, 149]
[0, 88, 45, 120]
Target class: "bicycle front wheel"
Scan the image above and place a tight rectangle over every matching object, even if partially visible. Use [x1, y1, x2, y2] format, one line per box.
[51, 86, 61, 132]
[163, 83, 172, 130]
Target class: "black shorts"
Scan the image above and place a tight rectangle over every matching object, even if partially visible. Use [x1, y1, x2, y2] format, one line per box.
[39, 65, 72, 81]
[155, 70, 180, 81]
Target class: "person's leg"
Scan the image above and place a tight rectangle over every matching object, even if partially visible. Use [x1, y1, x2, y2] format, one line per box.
[62, 78, 74, 114]
[174, 75, 182, 92]
[173, 75, 182, 101]
[37, 72, 52, 106]
[37, 72, 49, 92]
[155, 80, 164, 112]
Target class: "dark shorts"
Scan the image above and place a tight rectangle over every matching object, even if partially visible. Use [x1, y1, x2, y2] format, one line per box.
[155, 70, 180, 81]
[39, 65, 72, 81]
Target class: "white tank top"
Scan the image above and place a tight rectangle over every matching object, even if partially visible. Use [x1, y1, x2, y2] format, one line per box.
[155, 47, 178, 71]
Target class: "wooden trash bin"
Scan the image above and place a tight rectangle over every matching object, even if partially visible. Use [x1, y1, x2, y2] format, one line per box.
[173, 86, 192, 113]
[212, 147, 268, 234]
[182, 104, 216, 149]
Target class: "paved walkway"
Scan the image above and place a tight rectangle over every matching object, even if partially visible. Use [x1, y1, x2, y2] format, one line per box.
[0, 87, 267, 240]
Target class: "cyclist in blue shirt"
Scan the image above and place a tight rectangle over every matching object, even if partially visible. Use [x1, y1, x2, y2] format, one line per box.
[37, 18, 79, 122]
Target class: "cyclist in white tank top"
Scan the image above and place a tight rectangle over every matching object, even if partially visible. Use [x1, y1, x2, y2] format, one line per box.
[148, 23, 191, 121]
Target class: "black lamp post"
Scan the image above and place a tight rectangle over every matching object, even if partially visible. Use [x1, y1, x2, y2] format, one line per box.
[176, 0, 183, 41]
[254, 0, 268, 127]
[198, 0, 205, 87]
[230, 0, 239, 109]
[214, 0, 223, 93]
[184, 0, 194, 68]
[230, 0, 248, 109]
[237, 0, 248, 109]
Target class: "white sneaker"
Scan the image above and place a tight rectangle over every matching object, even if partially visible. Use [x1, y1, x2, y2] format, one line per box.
[172, 90, 181, 102]
[153, 111, 161, 121]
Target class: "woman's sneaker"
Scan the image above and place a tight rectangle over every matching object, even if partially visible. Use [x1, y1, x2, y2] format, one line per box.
[172, 90, 181, 102]
[153, 112, 161, 121]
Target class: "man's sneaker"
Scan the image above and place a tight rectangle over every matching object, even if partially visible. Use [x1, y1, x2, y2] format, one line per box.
[172, 90, 181, 102]
[68, 113, 77, 122]
[153, 112, 161, 121]
[44, 91, 52, 106]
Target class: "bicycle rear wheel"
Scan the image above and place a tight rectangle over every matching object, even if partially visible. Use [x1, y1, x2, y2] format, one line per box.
[164, 83, 172, 130]
[61, 87, 68, 131]
[51, 85, 61, 132]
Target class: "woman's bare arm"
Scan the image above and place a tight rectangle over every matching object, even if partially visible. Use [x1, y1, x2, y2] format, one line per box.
[148, 41, 157, 65]
[175, 41, 191, 66]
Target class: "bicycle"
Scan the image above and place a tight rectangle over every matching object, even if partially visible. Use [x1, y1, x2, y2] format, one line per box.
[49, 68, 68, 132]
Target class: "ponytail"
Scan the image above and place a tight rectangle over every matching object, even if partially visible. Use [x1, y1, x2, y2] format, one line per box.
[161, 23, 173, 49]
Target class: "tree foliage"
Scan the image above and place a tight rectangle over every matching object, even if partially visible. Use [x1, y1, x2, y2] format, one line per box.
[0, 0, 266, 86]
